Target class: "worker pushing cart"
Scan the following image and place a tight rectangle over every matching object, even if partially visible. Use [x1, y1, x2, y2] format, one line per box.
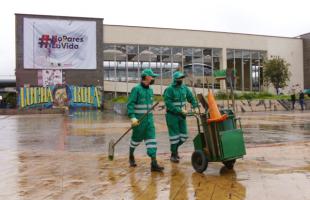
[163, 71, 199, 163]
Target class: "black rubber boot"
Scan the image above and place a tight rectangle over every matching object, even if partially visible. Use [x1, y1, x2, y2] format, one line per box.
[129, 155, 137, 167]
[151, 159, 164, 172]
[176, 150, 180, 159]
[170, 152, 179, 163]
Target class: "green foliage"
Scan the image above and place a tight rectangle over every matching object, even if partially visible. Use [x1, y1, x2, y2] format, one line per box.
[215, 90, 228, 99]
[241, 92, 254, 100]
[111, 96, 128, 103]
[263, 57, 290, 92]
[111, 91, 291, 104]
[154, 95, 163, 102]
[215, 90, 240, 100]
[240, 92, 274, 100]
[215, 91, 288, 100]
[3, 92, 17, 108]
[111, 95, 164, 104]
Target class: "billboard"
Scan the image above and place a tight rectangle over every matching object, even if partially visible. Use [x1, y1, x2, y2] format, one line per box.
[23, 18, 96, 69]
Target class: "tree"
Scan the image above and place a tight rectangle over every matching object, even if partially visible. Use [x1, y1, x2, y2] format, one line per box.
[263, 57, 290, 95]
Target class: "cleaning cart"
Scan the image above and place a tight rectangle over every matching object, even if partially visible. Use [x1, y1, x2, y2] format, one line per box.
[189, 91, 246, 173]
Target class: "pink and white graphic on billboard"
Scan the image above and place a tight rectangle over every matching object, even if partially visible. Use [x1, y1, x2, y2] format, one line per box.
[23, 18, 96, 69]
[42, 69, 62, 87]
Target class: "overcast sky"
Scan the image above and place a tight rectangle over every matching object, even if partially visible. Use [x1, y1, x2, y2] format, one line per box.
[1, 0, 310, 78]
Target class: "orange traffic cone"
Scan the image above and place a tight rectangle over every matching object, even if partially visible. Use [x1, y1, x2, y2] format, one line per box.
[207, 90, 228, 124]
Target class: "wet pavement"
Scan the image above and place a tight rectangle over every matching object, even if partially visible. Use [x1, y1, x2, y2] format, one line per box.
[0, 110, 310, 200]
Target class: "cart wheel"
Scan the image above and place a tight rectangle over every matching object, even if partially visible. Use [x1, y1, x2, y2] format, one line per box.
[222, 159, 236, 169]
[191, 150, 208, 173]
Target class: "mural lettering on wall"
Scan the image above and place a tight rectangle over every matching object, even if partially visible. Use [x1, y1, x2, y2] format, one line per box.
[19, 85, 101, 109]
[68, 86, 101, 108]
[19, 87, 53, 108]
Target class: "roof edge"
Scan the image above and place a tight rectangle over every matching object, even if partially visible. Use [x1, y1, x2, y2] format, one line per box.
[15, 13, 104, 21]
[104, 24, 302, 40]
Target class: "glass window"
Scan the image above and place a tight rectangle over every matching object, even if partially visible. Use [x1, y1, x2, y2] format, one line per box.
[138, 45, 148, 54]
[226, 49, 235, 88]
[162, 62, 172, 85]
[227, 49, 234, 70]
[203, 48, 212, 61]
[103, 44, 115, 81]
[149, 46, 161, 55]
[172, 47, 183, 70]
[235, 49, 242, 58]
[103, 44, 271, 93]
[127, 45, 138, 54]
[235, 50, 242, 90]
[193, 48, 203, 87]
[160, 47, 172, 85]
[212, 48, 222, 71]
[251, 51, 260, 91]
[212, 48, 222, 57]
[183, 48, 193, 67]
[162, 47, 171, 55]
[259, 51, 267, 90]
[227, 49, 234, 59]
[103, 61, 113, 81]
[139, 45, 153, 70]
[183, 48, 193, 56]
[103, 44, 116, 61]
[212, 48, 222, 89]
[182, 48, 193, 85]
[203, 48, 212, 88]
[115, 45, 126, 55]
[149, 46, 161, 85]
[227, 49, 267, 91]
[127, 45, 139, 83]
[172, 47, 182, 55]
[114, 45, 126, 82]
[243, 50, 251, 91]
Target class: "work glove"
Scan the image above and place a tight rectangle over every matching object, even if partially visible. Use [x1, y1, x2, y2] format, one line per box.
[194, 107, 200, 114]
[181, 108, 188, 116]
[131, 118, 139, 127]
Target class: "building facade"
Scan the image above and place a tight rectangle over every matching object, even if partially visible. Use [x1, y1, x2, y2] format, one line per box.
[15, 14, 306, 104]
[300, 33, 310, 89]
[103, 25, 304, 96]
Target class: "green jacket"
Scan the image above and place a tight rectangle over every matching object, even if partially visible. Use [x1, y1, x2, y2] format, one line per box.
[163, 80, 198, 115]
[127, 83, 154, 119]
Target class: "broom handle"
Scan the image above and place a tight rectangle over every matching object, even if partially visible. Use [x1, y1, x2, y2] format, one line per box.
[113, 102, 159, 147]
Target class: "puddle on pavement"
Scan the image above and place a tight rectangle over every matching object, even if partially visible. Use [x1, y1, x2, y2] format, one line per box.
[0, 111, 310, 199]
[1, 146, 309, 200]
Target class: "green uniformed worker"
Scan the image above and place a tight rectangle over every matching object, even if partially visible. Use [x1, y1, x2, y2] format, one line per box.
[127, 68, 164, 172]
[163, 71, 199, 163]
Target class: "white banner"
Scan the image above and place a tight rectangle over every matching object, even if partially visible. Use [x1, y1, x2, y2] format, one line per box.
[23, 18, 96, 69]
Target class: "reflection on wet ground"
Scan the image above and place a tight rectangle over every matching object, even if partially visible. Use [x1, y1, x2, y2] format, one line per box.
[241, 111, 310, 146]
[0, 111, 309, 200]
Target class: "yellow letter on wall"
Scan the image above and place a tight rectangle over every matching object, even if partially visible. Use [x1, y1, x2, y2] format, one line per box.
[20, 88, 24, 108]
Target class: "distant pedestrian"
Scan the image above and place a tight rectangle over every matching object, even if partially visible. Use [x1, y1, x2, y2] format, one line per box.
[299, 90, 305, 111]
[291, 93, 296, 110]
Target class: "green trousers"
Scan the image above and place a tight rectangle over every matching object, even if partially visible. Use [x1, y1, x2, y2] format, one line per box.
[129, 115, 157, 158]
[165, 112, 188, 153]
